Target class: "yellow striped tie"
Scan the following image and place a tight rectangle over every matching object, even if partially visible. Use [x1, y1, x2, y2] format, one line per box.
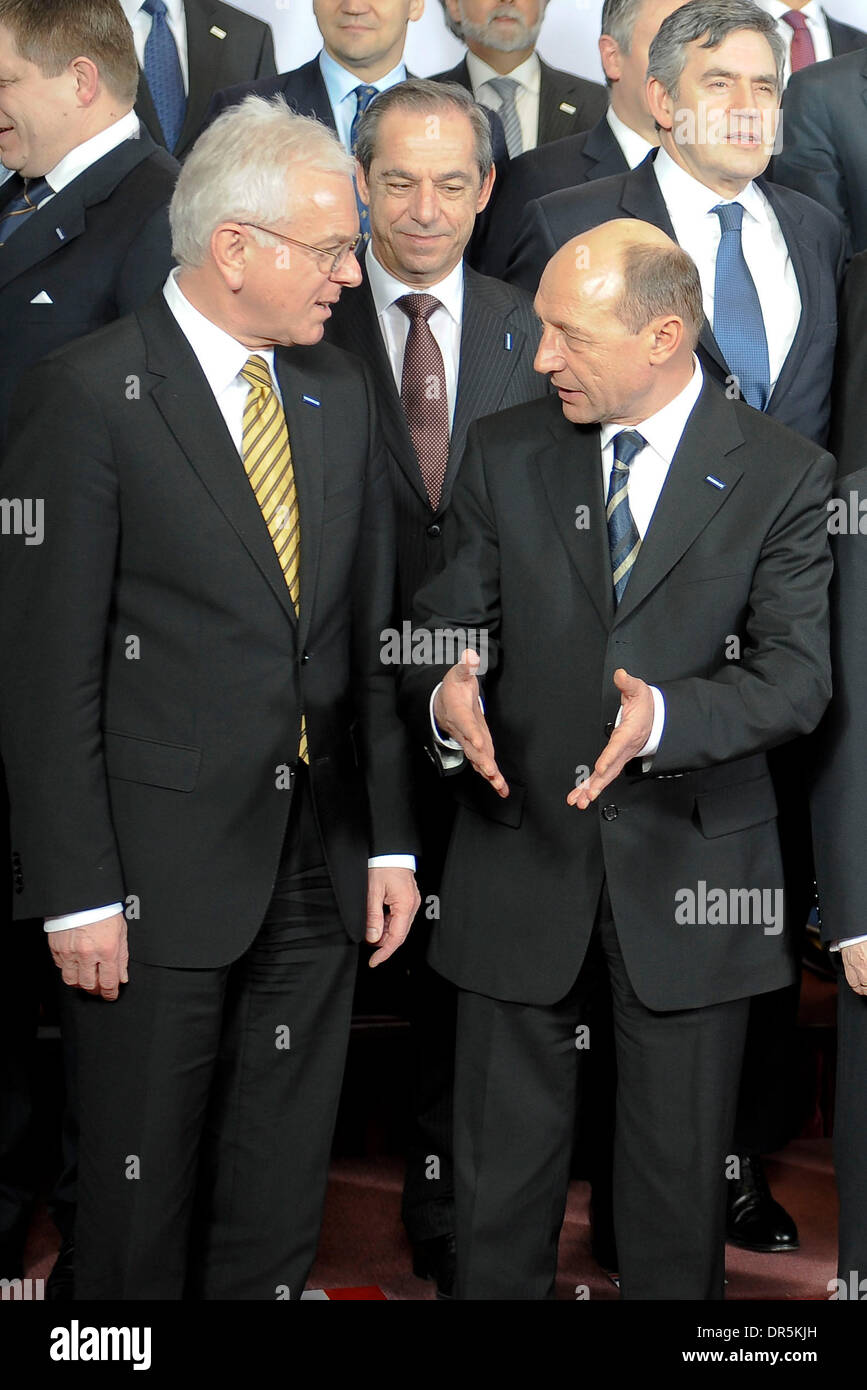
[240, 355, 307, 763]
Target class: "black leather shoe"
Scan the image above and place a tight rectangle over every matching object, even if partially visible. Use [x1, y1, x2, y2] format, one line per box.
[46, 1237, 75, 1301]
[726, 1153, 799, 1253]
[411, 1232, 456, 1298]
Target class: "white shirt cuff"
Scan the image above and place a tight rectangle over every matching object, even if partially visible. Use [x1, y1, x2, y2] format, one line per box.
[829, 933, 867, 952]
[613, 685, 665, 771]
[44, 902, 123, 933]
[368, 855, 416, 869]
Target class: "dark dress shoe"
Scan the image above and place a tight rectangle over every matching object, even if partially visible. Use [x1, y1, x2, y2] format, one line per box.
[726, 1153, 799, 1253]
[46, 1237, 75, 1300]
[411, 1232, 456, 1298]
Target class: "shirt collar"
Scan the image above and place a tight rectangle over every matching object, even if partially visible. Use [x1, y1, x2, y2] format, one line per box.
[466, 49, 541, 96]
[162, 267, 277, 398]
[761, 0, 822, 21]
[606, 106, 656, 171]
[653, 145, 768, 227]
[365, 243, 465, 325]
[600, 356, 704, 462]
[318, 47, 407, 108]
[122, 0, 185, 20]
[45, 110, 140, 195]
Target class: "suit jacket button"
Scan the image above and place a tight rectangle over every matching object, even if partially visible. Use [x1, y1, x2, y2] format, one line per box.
[301, 651, 311, 663]
[426, 522, 442, 538]
[601, 804, 618, 821]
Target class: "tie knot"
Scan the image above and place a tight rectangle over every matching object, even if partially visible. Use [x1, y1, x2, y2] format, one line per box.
[713, 200, 744, 235]
[782, 9, 808, 30]
[487, 76, 519, 101]
[240, 354, 273, 392]
[396, 293, 441, 323]
[142, 0, 168, 16]
[613, 429, 645, 468]
[353, 84, 379, 114]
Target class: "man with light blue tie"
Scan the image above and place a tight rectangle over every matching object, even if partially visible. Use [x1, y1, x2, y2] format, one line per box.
[122, 0, 277, 160]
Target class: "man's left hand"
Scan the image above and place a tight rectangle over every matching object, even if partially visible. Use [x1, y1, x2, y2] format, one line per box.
[366, 866, 421, 967]
[567, 668, 655, 809]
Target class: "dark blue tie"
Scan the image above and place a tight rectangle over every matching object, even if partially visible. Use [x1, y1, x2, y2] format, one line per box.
[607, 429, 645, 605]
[0, 175, 52, 245]
[711, 201, 770, 412]
[350, 85, 378, 245]
[142, 0, 186, 153]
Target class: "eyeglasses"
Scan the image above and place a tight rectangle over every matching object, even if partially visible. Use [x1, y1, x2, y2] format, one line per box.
[237, 222, 361, 274]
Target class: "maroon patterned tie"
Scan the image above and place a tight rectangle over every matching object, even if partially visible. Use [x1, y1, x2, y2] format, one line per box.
[782, 10, 816, 71]
[397, 293, 449, 511]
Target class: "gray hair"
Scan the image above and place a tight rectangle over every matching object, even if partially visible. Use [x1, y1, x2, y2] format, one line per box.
[354, 79, 493, 186]
[648, 0, 785, 100]
[438, 0, 462, 39]
[170, 95, 354, 269]
[600, 0, 649, 51]
[614, 242, 704, 350]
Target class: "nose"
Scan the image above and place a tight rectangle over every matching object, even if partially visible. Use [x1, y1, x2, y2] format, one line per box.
[407, 180, 439, 226]
[333, 249, 363, 287]
[533, 323, 563, 375]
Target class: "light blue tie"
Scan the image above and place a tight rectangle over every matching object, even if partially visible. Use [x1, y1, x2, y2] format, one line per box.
[486, 76, 523, 158]
[350, 84, 378, 245]
[711, 201, 770, 412]
[142, 0, 187, 154]
[607, 430, 645, 605]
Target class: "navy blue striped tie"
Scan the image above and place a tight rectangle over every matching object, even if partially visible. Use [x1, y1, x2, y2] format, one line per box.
[0, 176, 52, 245]
[607, 429, 645, 605]
[142, 0, 187, 153]
[350, 84, 378, 245]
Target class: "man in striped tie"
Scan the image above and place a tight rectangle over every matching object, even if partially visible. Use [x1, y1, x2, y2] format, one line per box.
[0, 94, 420, 1300]
[400, 220, 834, 1298]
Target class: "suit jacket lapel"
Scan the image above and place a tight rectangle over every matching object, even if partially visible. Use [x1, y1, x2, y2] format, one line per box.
[583, 114, 629, 179]
[0, 134, 157, 291]
[134, 68, 164, 149]
[175, 0, 226, 155]
[537, 410, 614, 631]
[275, 353, 326, 652]
[140, 296, 298, 627]
[613, 381, 744, 626]
[757, 179, 812, 410]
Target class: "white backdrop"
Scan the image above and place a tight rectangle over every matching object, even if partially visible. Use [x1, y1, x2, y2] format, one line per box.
[229, 0, 867, 83]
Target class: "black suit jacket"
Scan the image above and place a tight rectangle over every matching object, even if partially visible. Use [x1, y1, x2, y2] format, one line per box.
[0, 296, 416, 967]
[826, 12, 867, 55]
[773, 47, 867, 258]
[324, 264, 547, 612]
[135, 0, 276, 159]
[400, 382, 833, 1008]
[205, 54, 336, 131]
[433, 55, 608, 147]
[829, 248, 867, 473]
[507, 150, 845, 445]
[0, 129, 178, 446]
[477, 111, 627, 277]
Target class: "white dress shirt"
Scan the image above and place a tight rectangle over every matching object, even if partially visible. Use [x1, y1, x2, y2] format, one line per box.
[653, 147, 801, 396]
[365, 244, 464, 430]
[431, 358, 707, 767]
[318, 48, 408, 153]
[23, 110, 141, 213]
[45, 269, 413, 932]
[757, 1, 832, 84]
[466, 50, 542, 153]
[121, 0, 190, 94]
[606, 106, 656, 171]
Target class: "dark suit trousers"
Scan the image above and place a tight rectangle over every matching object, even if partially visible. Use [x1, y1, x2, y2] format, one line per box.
[70, 764, 357, 1300]
[452, 886, 750, 1299]
[834, 965, 867, 1281]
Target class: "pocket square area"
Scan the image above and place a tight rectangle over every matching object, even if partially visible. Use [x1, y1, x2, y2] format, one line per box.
[30, 291, 53, 304]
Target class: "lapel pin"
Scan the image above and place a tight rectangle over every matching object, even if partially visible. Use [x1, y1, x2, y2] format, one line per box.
[55, 227, 66, 240]
[705, 474, 726, 489]
[504, 332, 513, 351]
[559, 101, 577, 115]
[302, 394, 321, 408]
[209, 25, 226, 39]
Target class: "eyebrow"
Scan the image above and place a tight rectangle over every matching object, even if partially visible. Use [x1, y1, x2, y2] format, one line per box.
[702, 66, 778, 86]
[377, 167, 473, 181]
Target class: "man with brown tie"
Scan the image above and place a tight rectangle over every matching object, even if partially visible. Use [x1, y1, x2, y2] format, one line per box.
[325, 77, 547, 1295]
[0, 94, 420, 1299]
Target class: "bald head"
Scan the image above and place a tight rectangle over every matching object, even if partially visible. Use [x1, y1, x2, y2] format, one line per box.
[533, 220, 703, 426]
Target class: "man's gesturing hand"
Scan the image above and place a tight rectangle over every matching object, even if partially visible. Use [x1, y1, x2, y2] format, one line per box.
[48, 912, 129, 1001]
[841, 941, 867, 996]
[433, 648, 509, 797]
[366, 866, 421, 968]
[567, 668, 654, 809]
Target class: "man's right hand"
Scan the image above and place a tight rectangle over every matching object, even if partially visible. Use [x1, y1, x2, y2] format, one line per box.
[48, 913, 129, 1001]
[433, 649, 509, 797]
